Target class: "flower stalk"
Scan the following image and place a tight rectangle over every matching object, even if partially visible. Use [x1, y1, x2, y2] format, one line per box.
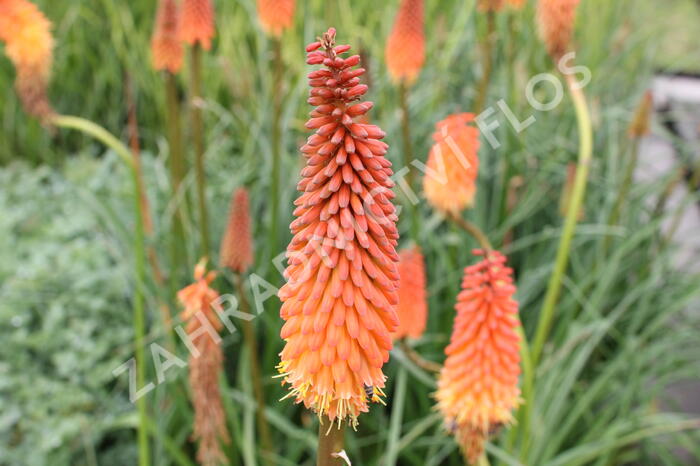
[317, 419, 346, 466]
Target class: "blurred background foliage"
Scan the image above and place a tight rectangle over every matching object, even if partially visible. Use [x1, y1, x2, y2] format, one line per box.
[1, 0, 699, 465]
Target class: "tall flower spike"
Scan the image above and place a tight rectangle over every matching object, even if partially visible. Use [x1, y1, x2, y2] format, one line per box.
[257, 0, 296, 37]
[0, 0, 54, 119]
[219, 187, 254, 273]
[178, 261, 230, 466]
[151, 0, 184, 73]
[423, 113, 480, 215]
[179, 0, 215, 50]
[385, 0, 425, 85]
[393, 246, 428, 340]
[277, 28, 400, 427]
[536, 0, 580, 61]
[435, 250, 521, 464]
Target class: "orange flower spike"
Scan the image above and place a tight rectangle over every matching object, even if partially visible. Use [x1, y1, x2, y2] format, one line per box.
[537, 0, 580, 61]
[435, 250, 521, 463]
[393, 247, 428, 340]
[178, 261, 229, 466]
[219, 188, 254, 273]
[0, 0, 54, 119]
[423, 113, 481, 215]
[385, 0, 425, 85]
[277, 28, 400, 427]
[151, 0, 184, 73]
[257, 0, 296, 37]
[179, 0, 215, 50]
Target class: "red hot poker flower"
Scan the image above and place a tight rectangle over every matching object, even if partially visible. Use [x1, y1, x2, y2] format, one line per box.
[219, 187, 254, 273]
[536, 0, 580, 61]
[179, 0, 215, 50]
[385, 0, 425, 85]
[257, 0, 296, 37]
[151, 0, 184, 73]
[435, 250, 521, 463]
[393, 246, 428, 340]
[277, 28, 400, 427]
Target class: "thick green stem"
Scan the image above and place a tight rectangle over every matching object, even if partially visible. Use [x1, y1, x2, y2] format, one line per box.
[51, 114, 150, 466]
[385, 368, 407, 466]
[165, 72, 186, 291]
[399, 82, 419, 240]
[268, 38, 284, 258]
[474, 11, 496, 115]
[190, 45, 210, 258]
[531, 73, 593, 366]
[317, 418, 346, 466]
[235, 273, 274, 466]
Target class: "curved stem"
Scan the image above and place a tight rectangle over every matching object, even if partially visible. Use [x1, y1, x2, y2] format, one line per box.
[317, 417, 346, 466]
[531, 73, 593, 366]
[399, 82, 419, 240]
[190, 45, 210, 258]
[50, 114, 150, 466]
[447, 212, 493, 252]
[399, 339, 441, 373]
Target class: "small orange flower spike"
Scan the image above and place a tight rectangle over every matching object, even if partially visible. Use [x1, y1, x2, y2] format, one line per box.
[435, 250, 521, 464]
[423, 113, 480, 215]
[151, 0, 184, 73]
[179, 0, 215, 50]
[0, 0, 54, 119]
[178, 261, 230, 466]
[277, 28, 400, 427]
[385, 0, 425, 85]
[257, 0, 296, 37]
[393, 246, 428, 340]
[219, 188, 254, 273]
[536, 0, 580, 61]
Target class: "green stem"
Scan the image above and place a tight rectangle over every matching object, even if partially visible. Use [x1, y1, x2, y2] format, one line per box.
[269, 38, 284, 258]
[317, 418, 346, 466]
[385, 368, 407, 466]
[165, 72, 186, 293]
[234, 273, 274, 466]
[474, 10, 496, 115]
[531, 73, 593, 366]
[51, 114, 150, 466]
[399, 82, 419, 240]
[190, 45, 210, 258]
[447, 212, 493, 252]
[399, 339, 441, 373]
[604, 137, 640, 253]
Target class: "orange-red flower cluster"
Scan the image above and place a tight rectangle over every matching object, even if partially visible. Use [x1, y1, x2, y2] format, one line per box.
[179, 0, 215, 50]
[277, 28, 400, 427]
[385, 0, 425, 85]
[436, 250, 521, 463]
[219, 187, 254, 273]
[537, 0, 580, 60]
[151, 0, 184, 73]
[423, 113, 480, 214]
[0, 0, 54, 119]
[257, 0, 296, 37]
[393, 246, 428, 340]
[178, 262, 229, 466]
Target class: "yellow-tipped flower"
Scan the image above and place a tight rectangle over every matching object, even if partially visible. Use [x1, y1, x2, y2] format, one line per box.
[536, 0, 580, 61]
[393, 246, 428, 340]
[436, 250, 521, 464]
[0, 0, 54, 119]
[179, 0, 215, 50]
[151, 0, 184, 73]
[423, 113, 480, 215]
[385, 0, 425, 85]
[219, 187, 254, 273]
[178, 261, 230, 466]
[257, 0, 296, 37]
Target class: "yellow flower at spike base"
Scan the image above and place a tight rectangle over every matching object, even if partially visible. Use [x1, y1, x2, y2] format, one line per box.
[393, 246, 428, 340]
[257, 0, 296, 37]
[385, 0, 425, 85]
[435, 250, 521, 463]
[277, 28, 400, 428]
[179, 0, 215, 50]
[0, 0, 54, 119]
[151, 0, 184, 73]
[423, 113, 480, 215]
